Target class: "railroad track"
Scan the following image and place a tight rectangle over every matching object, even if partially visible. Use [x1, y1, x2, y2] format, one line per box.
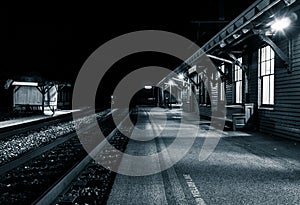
[0, 108, 134, 205]
[0, 112, 73, 140]
[0, 109, 110, 167]
[48, 109, 136, 205]
[0, 108, 105, 140]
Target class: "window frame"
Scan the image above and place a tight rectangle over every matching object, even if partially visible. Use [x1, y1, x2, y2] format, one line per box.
[258, 45, 275, 107]
[218, 64, 226, 102]
[233, 57, 243, 104]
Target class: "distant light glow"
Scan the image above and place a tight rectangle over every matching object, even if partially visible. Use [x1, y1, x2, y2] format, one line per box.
[219, 40, 226, 48]
[144, 86, 152, 89]
[178, 73, 184, 80]
[265, 30, 274, 36]
[233, 33, 241, 39]
[242, 28, 249, 34]
[271, 17, 291, 31]
[168, 80, 174, 85]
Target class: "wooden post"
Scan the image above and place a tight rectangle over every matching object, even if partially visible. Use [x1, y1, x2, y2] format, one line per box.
[36, 86, 45, 114]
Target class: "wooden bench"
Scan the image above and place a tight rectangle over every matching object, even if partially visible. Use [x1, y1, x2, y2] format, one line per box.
[14, 104, 43, 114]
[170, 103, 183, 109]
[230, 103, 254, 130]
[211, 103, 254, 131]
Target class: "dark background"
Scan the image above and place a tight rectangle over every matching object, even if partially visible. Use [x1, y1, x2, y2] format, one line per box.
[0, 2, 255, 107]
[0, 2, 254, 81]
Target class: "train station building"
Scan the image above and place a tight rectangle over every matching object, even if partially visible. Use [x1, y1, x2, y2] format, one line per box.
[0, 0, 300, 204]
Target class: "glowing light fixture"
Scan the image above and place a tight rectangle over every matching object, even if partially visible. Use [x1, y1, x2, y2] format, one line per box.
[271, 17, 291, 31]
[242, 28, 249, 34]
[144, 86, 152, 89]
[233, 33, 241, 39]
[168, 80, 174, 85]
[178, 73, 184, 80]
[219, 40, 226, 48]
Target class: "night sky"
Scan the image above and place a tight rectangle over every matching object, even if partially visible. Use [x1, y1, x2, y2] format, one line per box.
[1, 1, 255, 85]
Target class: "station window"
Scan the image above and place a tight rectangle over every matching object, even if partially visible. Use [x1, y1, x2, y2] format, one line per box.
[199, 80, 206, 104]
[219, 64, 225, 101]
[199, 72, 212, 106]
[258, 45, 274, 105]
[234, 57, 243, 104]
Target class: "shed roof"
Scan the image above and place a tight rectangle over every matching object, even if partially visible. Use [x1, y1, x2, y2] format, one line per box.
[11, 81, 38, 87]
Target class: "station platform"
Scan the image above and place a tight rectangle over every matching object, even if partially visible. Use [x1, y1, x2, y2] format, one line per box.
[107, 107, 300, 204]
[0, 109, 78, 129]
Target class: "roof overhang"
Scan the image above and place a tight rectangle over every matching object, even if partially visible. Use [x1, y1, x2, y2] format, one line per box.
[158, 0, 299, 86]
[12, 81, 39, 86]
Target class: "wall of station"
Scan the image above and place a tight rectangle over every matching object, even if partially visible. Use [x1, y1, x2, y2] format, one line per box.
[196, 32, 300, 139]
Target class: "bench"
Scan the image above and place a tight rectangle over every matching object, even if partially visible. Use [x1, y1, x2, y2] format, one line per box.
[230, 103, 254, 130]
[14, 104, 43, 114]
[170, 103, 183, 109]
[211, 103, 254, 131]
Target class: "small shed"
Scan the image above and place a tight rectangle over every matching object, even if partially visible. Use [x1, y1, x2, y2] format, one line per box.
[5, 80, 58, 113]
